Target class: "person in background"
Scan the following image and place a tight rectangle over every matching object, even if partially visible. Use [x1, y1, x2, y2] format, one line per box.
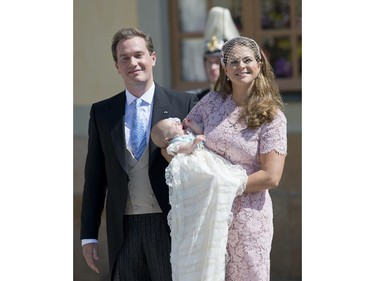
[189, 6, 239, 100]
[186, 36, 287, 280]
[80, 27, 198, 281]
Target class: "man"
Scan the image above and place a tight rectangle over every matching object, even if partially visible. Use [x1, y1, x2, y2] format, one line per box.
[80, 27, 198, 281]
[190, 7, 240, 100]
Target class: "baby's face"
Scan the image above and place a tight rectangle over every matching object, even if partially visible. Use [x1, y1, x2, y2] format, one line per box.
[165, 119, 185, 139]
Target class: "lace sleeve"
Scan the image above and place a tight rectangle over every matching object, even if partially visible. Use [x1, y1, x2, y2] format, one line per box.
[186, 92, 212, 129]
[259, 110, 287, 155]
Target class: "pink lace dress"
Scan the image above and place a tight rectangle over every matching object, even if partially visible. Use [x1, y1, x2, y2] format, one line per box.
[186, 92, 287, 281]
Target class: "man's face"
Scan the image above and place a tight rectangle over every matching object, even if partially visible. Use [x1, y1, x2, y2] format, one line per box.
[204, 55, 221, 86]
[115, 37, 156, 88]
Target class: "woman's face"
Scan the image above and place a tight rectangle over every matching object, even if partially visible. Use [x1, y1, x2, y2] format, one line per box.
[223, 45, 261, 86]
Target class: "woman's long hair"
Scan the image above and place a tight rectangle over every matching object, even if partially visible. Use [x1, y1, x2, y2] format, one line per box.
[214, 37, 285, 129]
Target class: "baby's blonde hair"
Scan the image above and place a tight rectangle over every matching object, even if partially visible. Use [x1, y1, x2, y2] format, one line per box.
[150, 119, 172, 148]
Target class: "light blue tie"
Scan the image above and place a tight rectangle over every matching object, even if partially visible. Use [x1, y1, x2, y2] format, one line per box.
[130, 99, 147, 160]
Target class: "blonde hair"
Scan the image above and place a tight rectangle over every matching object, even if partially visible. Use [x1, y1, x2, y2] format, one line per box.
[215, 37, 285, 128]
[150, 120, 170, 149]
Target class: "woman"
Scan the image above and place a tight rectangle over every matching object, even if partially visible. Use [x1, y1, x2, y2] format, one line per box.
[185, 36, 287, 280]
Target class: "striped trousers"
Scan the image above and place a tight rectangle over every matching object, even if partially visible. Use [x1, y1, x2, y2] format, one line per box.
[113, 213, 172, 281]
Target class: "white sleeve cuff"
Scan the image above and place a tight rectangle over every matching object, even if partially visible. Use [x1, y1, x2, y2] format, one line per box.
[81, 239, 98, 246]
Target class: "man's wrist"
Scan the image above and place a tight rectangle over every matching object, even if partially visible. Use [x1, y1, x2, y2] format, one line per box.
[81, 239, 98, 246]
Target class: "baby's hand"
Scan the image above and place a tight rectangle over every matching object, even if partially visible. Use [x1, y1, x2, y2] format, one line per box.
[194, 135, 206, 145]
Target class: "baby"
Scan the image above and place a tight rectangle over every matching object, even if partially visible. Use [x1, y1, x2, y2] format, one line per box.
[151, 117, 248, 281]
[151, 117, 206, 155]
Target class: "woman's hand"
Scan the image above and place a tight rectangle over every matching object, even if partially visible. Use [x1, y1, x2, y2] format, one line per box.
[183, 118, 203, 135]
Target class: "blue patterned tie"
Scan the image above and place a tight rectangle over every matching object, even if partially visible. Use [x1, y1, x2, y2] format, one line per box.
[130, 99, 147, 160]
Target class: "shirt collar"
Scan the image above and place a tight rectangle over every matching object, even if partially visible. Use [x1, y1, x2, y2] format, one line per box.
[125, 82, 155, 106]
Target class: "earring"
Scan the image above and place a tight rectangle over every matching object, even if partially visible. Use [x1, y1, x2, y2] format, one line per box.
[226, 75, 229, 81]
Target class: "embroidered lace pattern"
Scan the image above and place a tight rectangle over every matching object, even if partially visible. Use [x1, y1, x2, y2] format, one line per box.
[186, 92, 287, 281]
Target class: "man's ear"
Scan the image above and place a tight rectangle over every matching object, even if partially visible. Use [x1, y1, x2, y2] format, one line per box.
[151, 51, 156, 67]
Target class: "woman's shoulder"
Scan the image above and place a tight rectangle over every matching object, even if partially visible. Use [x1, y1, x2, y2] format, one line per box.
[274, 109, 287, 123]
[261, 108, 287, 131]
[199, 91, 227, 105]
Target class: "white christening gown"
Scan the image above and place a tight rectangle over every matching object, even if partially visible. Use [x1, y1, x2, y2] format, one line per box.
[165, 134, 247, 281]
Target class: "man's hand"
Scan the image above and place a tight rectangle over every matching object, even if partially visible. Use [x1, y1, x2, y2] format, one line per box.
[161, 148, 173, 163]
[82, 243, 100, 273]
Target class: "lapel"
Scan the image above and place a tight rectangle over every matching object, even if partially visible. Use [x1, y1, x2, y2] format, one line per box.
[110, 92, 127, 172]
[149, 84, 173, 163]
